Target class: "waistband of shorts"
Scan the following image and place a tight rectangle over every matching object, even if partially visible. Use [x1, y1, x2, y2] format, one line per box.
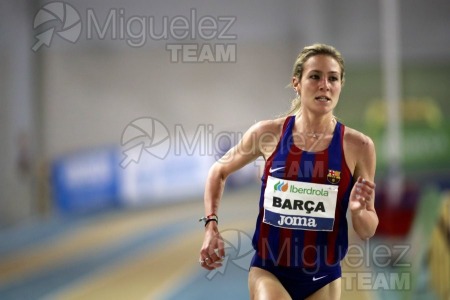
[250, 254, 342, 278]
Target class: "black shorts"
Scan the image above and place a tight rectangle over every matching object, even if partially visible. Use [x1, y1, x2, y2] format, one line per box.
[250, 254, 342, 299]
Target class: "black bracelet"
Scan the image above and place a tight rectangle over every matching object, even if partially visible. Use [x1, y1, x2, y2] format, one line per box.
[204, 218, 218, 227]
[199, 214, 219, 226]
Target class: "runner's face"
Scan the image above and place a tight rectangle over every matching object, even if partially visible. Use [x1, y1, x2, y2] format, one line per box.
[295, 55, 342, 114]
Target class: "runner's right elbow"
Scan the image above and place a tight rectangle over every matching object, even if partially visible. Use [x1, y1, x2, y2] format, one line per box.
[209, 162, 228, 182]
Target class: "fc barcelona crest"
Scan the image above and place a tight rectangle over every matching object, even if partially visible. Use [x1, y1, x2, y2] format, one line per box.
[327, 169, 341, 184]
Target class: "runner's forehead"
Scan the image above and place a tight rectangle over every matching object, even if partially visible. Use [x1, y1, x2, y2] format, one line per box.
[303, 55, 341, 75]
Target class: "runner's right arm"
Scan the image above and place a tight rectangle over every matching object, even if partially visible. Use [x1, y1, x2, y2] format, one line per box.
[199, 119, 281, 270]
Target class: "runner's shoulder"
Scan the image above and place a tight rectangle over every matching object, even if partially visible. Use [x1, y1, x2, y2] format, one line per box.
[343, 125, 375, 155]
[251, 117, 287, 137]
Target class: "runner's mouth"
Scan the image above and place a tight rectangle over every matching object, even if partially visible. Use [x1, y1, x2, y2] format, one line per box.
[315, 96, 331, 102]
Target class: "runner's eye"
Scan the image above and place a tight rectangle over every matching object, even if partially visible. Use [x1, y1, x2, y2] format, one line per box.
[329, 76, 339, 82]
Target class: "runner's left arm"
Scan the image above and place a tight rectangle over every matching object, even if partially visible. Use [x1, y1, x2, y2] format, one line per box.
[349, 135, 379, 240]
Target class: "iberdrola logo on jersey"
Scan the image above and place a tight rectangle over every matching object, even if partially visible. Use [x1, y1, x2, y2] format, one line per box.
[274, 181, 289, 192]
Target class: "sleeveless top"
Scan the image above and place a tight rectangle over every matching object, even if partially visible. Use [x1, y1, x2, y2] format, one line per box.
[251, 115, 354, 269]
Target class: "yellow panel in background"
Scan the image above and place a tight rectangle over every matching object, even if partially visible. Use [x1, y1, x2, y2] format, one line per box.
[429, 193, 450, 300]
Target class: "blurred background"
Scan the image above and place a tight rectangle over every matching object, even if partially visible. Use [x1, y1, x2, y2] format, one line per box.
[0, 0, 449, 299]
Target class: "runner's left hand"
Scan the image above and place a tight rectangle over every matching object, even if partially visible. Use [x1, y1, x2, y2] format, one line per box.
[349, 176, 375, 213]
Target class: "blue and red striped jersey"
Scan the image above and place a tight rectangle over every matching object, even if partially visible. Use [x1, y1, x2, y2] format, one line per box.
[251, 115, 354, 269]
